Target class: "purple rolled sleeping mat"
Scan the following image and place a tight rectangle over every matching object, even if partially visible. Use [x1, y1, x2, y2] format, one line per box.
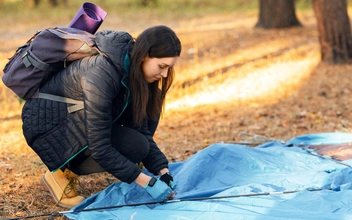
[68, 2, 107, 34]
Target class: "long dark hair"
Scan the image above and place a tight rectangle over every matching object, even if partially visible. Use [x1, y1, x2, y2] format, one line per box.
[129, 25, 182, 126]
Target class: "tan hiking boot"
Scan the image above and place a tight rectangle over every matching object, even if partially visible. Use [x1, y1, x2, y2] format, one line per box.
[41, 169, 85, 208]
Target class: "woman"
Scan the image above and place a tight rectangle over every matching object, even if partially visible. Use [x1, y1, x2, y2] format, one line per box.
[21, 25, 182, 208]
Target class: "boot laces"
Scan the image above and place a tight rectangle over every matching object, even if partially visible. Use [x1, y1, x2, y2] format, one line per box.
[59, 173, 85, 201]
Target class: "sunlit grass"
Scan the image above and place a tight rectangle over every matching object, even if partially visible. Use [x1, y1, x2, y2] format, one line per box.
[174, 29, 309, 86]
[167, 53, 320, 110]
[0, 119, 25, 153]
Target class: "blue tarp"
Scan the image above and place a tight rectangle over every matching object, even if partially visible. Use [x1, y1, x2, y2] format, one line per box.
[66, 132, 352, 220]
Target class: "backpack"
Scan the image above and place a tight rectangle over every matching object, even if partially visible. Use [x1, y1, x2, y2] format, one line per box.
[2, 27, 100, 101]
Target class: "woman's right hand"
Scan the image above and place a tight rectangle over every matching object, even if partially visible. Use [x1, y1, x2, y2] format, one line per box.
[144, 177, 174, 201]
[134, 173, 174, 201]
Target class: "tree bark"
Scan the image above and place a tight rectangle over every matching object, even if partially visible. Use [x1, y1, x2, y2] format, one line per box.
[313, 0, 352, 64]
[255, 0, 301, 29]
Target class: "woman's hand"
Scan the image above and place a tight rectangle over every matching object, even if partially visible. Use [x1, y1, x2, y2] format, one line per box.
[134, 172, 175, 201]
[144, 177, 175, 201]
[159, 168, 169, 176]
[134, 172, 151, 187]
[159, 168, 177, 190]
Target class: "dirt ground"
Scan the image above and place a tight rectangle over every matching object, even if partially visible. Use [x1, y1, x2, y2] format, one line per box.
[1, 9, 352, 220]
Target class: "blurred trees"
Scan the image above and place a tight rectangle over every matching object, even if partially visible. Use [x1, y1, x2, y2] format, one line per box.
[33, 0, 67, 7]
[313, 0, 352, 64]
[256, 0, 352, 64]
[141, 0, 157, 6]
[255, 0, 301, 28]
[33, 0, 154, 7]
[0, 0, 156, 7]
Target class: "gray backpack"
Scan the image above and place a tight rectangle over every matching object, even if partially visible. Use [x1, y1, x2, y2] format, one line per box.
[2, 27, 100, 102]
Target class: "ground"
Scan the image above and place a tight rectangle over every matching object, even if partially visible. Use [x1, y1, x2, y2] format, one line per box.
[1, 8, 352, 220]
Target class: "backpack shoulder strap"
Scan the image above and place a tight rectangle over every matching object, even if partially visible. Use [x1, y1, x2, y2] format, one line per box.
[38, 93, 84, 113]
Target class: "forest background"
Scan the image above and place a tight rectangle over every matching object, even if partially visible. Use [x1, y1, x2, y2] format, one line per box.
[1, 0, 352, 219]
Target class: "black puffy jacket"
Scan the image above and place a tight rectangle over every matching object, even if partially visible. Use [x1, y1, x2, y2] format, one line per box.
[21, 30, 169, 183]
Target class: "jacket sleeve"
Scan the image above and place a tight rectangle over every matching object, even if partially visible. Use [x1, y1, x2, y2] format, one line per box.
[133, 119, 169, 175]
[81, 57, 141, 183]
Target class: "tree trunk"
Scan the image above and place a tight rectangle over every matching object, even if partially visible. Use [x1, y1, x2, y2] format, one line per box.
[34, 0, 40, 7]
[255, 0, 301, 29]
[313, 0, 352, 64]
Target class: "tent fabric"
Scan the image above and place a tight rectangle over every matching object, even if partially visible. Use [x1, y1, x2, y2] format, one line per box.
[286, 132, 352, 146]
[66, 133, 352, 220]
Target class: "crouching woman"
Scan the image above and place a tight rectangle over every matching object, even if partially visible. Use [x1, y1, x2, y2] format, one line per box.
[22, 25, 181, 208]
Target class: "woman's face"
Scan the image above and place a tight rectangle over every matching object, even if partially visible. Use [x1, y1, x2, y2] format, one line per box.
[142, 56, 178, 83]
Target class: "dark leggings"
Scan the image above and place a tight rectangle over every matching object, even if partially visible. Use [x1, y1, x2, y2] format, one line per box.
[66, 123, 157, 175]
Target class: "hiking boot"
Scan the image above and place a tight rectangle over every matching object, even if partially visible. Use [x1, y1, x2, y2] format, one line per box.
[41, 169, 85, 208]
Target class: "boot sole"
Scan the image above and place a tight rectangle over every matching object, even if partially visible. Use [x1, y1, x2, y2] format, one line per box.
[40, 175, 75, 209]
